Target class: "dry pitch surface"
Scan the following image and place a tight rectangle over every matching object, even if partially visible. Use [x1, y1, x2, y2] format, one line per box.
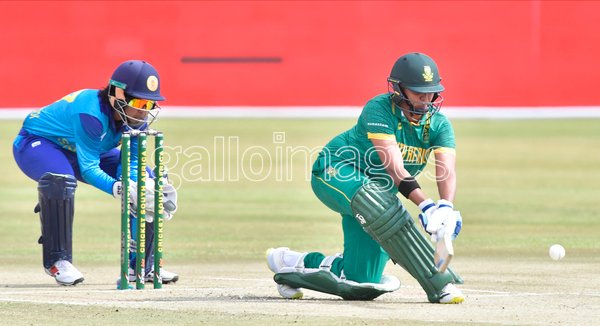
[1, 257, 599, 325]
[1, 119, 599, 325]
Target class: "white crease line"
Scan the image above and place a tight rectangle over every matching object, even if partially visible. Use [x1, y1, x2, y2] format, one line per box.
[462, 288, 600, 297]
[462, 289, 511, 294]
[398, 284, 600, 298]
[0, 277, 270, 295]
[0, 297, 181, 309]
[2, 277, 599, 300]
[0, 297, 134, 305]
[200, 277, 267, 281]
[0, 287, 237, 295]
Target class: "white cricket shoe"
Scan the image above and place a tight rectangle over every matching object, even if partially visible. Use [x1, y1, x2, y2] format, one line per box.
[45, 260, 84, 286]
[145, 268, 179, 284]
[438, 283, 465, 304]
[266, 247, 303, 299]
[128, 267, 179, 284]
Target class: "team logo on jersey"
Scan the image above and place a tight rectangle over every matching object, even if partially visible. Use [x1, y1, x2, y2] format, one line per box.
[423, 119, 431, 143]
[422, 66, 434, 82]
[147, 76, 159, 92]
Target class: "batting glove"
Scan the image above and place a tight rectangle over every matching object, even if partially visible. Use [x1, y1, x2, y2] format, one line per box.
[451, 211, 463, 240]
[426, 200, 454, 235]
[418, 198, 437, 234]
[427, 200, 464, 241]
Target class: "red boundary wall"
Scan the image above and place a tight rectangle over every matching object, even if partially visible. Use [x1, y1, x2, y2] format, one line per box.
[1, 1, 599, 107]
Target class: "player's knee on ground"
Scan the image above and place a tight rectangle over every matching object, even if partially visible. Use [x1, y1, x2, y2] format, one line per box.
[340, 214, 390, 284]
[275, 254, 400, 300]
[36, 172, 77, 269]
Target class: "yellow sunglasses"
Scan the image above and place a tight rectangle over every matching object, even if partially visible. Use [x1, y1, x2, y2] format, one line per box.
[128, 98, 156, 110]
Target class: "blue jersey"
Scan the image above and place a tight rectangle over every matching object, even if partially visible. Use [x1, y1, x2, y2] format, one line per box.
[15, 89, 139, 194]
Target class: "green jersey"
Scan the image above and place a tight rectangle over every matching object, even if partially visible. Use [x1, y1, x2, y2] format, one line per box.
[319, 93, 455, 181]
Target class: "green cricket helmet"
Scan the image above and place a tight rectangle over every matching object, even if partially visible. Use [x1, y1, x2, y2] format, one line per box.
[387, 53, 444, 118]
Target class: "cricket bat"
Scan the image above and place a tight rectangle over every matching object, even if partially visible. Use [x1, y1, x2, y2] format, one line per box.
[434, 230, 454, 273]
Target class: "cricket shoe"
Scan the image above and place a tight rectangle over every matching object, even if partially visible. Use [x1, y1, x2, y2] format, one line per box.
[144, 267, 179, 284]
[45, 260, 84, 286]
[438, 283, 465, 304]
[128, 267, 179, 284]
[266, 247, 304, 299]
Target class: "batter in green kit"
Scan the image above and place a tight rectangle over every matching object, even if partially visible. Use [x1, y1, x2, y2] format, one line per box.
[267, 53, 465, 304]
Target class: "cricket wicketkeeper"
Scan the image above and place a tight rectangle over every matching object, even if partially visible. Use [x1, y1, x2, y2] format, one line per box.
[12, 60, 178, 286]
[267, 52, 464, 303]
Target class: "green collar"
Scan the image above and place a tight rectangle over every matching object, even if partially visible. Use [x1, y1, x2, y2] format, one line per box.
[392, 101, 431, 127]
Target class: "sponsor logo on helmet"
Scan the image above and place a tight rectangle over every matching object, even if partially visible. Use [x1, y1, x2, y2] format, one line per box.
[422, 66, 434, 82]
[147, 76, 159, 92]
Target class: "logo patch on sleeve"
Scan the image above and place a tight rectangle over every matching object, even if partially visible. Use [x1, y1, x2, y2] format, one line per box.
[367, 122, 389, 128]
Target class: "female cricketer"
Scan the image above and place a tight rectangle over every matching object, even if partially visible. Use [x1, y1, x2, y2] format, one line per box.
[267, 53, 464, 304]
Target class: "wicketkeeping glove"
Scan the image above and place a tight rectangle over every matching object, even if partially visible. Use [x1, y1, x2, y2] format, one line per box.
[112, 180, 141, 211]
[160, 182, 178, 219]
[140, 178, 178, 222]
[114, 178, 178, 222]
[128, 179, 157, 222]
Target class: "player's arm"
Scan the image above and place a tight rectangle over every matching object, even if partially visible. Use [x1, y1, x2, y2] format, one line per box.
[74, 113, 118, 195]
[434, 149, 456, 202]
[425, 118, 461, 241]
[371, 138, 429, 206]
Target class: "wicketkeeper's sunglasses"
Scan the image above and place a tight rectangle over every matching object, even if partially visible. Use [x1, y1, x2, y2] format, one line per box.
[128, 98, 156, 111]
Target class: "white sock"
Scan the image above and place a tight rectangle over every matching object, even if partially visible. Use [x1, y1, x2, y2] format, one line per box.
[282, 249, 303, 267]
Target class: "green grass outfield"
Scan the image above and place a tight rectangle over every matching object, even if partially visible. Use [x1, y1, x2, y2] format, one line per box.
[1, 117, 599, 265]
[1, 117, 599, 324]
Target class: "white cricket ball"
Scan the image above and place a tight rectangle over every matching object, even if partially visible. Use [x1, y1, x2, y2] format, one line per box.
[549, 244, 565, 261]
